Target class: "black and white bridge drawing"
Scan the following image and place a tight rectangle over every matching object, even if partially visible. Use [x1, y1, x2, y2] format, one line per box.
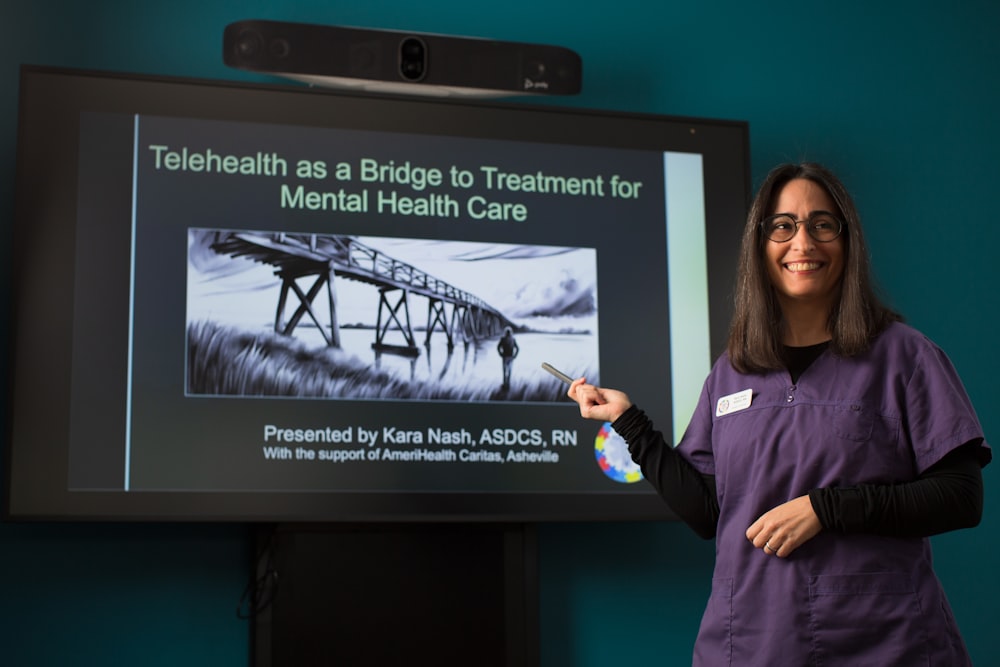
[209, 231, 516, 358]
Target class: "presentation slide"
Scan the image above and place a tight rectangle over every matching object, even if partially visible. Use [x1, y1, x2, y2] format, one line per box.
[64, 111, 708, 497]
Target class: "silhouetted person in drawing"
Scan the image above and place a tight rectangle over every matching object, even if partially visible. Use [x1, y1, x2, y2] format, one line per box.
[497, 327, 519, 389]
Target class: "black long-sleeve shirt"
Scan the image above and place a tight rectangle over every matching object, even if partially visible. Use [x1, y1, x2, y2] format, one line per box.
[612, 405, 984, 540]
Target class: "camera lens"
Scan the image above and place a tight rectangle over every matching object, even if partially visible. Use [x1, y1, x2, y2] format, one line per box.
[235, 30, 263, 60]
[269, 38, 291, 60]
[398, 37, 427, 81]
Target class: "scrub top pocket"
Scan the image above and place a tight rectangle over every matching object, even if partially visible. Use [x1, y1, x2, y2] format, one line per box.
[832, 402, 874, 442]
[694, 577, 734, 667]
[807, 571, 929, 666]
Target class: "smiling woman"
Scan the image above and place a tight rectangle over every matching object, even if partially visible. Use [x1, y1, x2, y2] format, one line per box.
[731, 162, 894, 368]
[763, 178, 845, 334]
[566, 162, 991, 666]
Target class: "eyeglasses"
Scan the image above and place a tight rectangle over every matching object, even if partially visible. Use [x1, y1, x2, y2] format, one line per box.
[761, 212, 844, 243]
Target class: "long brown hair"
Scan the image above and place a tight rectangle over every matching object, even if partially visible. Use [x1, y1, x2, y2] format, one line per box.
[727, 163, 900, 373]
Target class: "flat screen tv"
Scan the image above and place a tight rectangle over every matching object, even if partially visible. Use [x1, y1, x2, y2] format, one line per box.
[5, 66, 749, 521]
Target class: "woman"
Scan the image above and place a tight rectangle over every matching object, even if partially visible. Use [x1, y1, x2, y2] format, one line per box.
[568, 163, 990, 665]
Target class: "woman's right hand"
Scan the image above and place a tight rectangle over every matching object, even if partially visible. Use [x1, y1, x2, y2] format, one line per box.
[567, 378, 633, 423]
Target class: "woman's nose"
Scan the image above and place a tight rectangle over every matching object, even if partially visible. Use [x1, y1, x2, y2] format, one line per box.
[790, 221, 815, 249]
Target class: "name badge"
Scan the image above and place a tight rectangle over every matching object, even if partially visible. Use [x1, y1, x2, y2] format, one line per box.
[716, 388, 753, 417]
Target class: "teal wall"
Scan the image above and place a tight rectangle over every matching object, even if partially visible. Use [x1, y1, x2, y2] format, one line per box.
[2, 1, 997, 665]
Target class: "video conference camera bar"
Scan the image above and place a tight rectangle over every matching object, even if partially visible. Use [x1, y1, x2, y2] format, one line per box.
[223, 19, 583, 98]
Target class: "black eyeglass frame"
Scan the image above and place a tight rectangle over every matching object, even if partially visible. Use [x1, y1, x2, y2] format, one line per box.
[761, 211, 844, 243]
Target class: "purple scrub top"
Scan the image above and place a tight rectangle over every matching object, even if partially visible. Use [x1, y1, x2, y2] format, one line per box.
[678, 322, 990, 666]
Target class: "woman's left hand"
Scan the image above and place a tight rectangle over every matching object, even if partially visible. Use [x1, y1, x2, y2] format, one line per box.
[745, 495, 823, 558]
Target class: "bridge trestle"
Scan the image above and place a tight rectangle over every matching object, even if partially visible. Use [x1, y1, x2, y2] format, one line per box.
[274, 262, 341, 348]
[209, 231, 515, 356]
